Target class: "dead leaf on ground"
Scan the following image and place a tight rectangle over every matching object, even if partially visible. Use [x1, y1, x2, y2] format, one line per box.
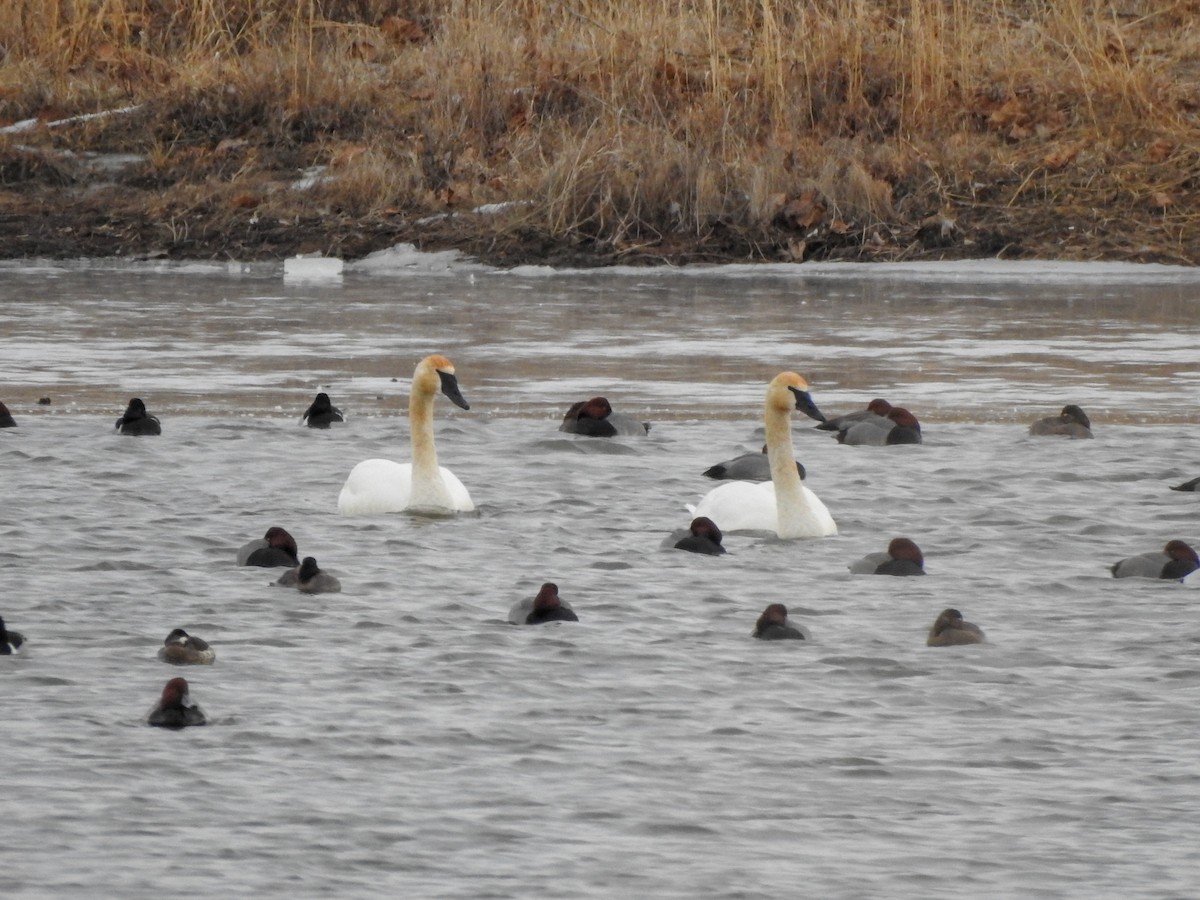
[1042, 143, 1081, 170]
[777, 188, 827, 231]
[381, 17, 426, 44]
[331, 145, 368, 167]
[215, 138, 250, 154]
[350, 40, 380, 62]
[1146, 139, 1174, 163]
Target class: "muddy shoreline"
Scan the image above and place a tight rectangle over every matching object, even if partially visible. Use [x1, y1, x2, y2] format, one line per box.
[3, 184, 1192, 269]
[2, 104, 1195, 270]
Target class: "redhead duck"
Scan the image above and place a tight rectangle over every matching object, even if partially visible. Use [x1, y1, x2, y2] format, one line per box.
[294, 556, 342, 594]
[0, 616, 26, 654]
[849, 537, 926, 576]
[559, 397, 649, 437]
[814, 398, 890, 432]
[753, 603, 806, 640]
[926, 609, 984, 646]
[703, 445, 805, 482]
[114, 398, 161, 435]
[237, 526, 301, 568]
[838, 407, 922, 445]
[301, 392, 344, 428]
[690, 372, 836, 538]
[157, 628, 215, 665]
[1029, 405, 1093, 439]
[674, 516, 727, 556]
[1110, 540, 1199, 581]
[338, 354, 473, 514]
[508, 582, 579, 625]
[147, 677, 207, 728]
[883, 408, 922, 444]
[0, 401, 16, 428]
[1170, 477, 1200, 492]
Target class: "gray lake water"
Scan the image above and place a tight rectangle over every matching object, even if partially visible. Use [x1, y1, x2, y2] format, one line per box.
[2, 251, 1199, 898]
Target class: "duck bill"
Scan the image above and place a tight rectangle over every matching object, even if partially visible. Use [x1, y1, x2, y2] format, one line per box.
[789, 388, 826, 423]
[438, 370, 471, 410]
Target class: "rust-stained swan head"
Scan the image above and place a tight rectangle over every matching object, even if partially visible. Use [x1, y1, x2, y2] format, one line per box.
[767, 372, 826, 423]
[415, 354, 469, 410]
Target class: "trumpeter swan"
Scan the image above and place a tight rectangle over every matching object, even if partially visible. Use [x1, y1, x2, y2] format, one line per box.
[338, 354, 474, 515]
[690, 372, 836, 539]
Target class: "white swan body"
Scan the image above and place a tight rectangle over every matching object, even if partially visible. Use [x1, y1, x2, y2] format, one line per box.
[338, 355, 474, 515]
[338, 460, 472, 514]
[690, 372, 837, 539]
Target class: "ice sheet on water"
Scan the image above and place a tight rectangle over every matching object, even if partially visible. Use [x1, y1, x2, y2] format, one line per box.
[501, 258, 1200, 284]
[283, 254, 344, 283]
[347, 243, 492, 276]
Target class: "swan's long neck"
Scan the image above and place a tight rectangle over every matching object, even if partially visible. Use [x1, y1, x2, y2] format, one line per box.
[764, 393, 807, 538]
[408, 376, 449, 507]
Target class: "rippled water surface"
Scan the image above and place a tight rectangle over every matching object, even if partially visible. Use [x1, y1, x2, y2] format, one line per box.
[2, 254, 1199, 898]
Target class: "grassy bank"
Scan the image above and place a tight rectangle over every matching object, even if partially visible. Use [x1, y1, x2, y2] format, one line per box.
[1, 1, 1197, 265]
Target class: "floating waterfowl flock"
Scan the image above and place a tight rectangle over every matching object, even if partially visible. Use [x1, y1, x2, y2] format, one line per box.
[2, 358, 1195, 728]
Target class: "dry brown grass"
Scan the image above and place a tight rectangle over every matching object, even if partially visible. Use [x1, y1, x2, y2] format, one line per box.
[2, 0, 1198, 263]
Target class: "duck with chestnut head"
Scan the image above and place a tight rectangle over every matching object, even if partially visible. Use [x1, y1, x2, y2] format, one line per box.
[147, 677, 207, 728]
[559, 396, 649, 437]
[237, 526, 301, 568]
[849, 538, 926, 576]
[1110, 540, 1198, 581]
[674, 516, 727, 556]
[753, 604, 807, 641]
[508, 583, 579, 625]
